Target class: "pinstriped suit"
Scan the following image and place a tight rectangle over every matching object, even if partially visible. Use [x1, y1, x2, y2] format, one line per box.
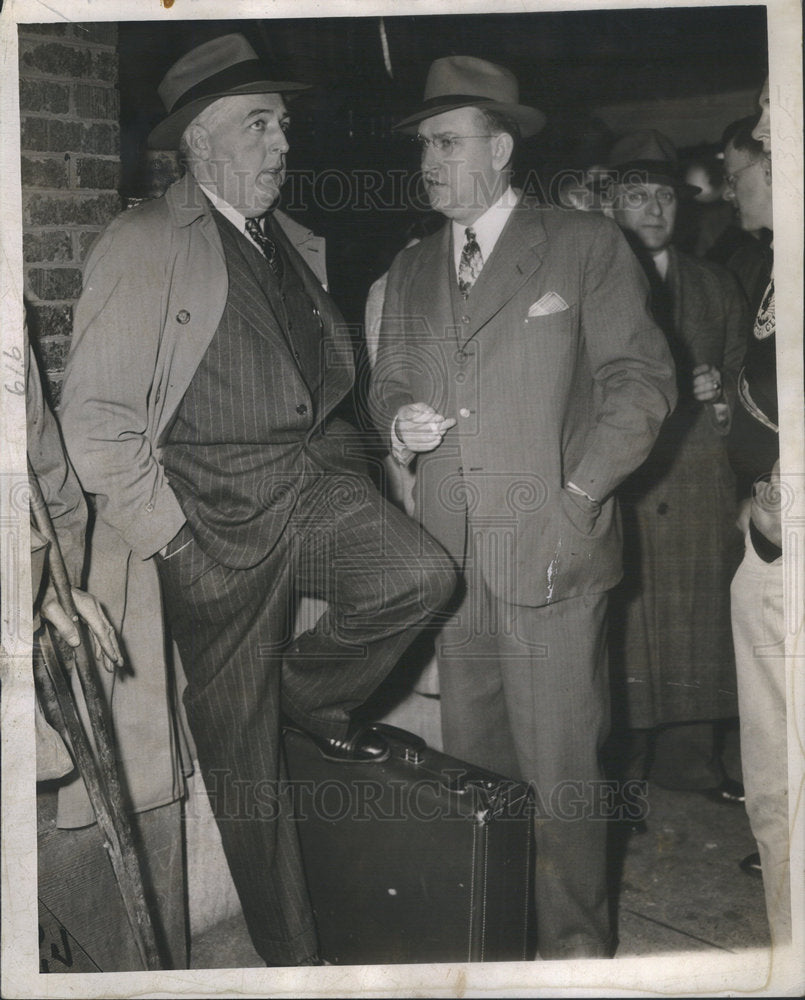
[61, 172, 456, 965]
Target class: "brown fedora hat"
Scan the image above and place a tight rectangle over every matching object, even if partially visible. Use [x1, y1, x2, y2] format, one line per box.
[605, 129, 701, 198]
[148, 33, 310, 150]
[393, 55, 546, 139]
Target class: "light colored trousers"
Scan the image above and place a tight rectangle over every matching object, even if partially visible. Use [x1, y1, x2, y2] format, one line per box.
[731, 536, 791, 945]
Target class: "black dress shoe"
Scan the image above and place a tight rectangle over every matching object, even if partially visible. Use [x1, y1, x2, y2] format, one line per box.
[739, 851, 762, 876]
[703, 778, 745, 805]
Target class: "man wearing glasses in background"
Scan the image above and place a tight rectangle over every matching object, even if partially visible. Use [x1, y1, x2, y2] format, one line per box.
[369, 56, 677, 959]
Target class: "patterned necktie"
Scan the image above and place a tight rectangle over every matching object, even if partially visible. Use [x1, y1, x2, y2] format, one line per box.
[245, 217, 283, 280]
[458, 227, 483, 296]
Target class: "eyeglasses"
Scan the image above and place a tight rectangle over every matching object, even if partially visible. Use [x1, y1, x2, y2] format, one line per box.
[725, 160, 759, 190]
[623, 187, 677, 207]
[413, 134, 494, 155]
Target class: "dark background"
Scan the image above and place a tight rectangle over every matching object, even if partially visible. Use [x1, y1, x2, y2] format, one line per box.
[118, 7, 768, 325]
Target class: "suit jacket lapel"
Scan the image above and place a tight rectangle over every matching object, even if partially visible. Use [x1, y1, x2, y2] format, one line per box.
[409, 224, 456, 346]
[463, 202, 548, 342]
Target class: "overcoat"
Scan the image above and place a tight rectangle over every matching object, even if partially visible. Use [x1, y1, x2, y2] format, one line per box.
[370, 199, 678, 609]
[57, 172, 339, 825]
[610, 247, 748, 726]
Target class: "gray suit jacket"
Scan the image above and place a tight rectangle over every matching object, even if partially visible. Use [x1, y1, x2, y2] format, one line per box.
[370, 199, 677, 607]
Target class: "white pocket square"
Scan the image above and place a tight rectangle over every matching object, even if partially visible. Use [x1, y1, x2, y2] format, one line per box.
[528, 292, 569, 317]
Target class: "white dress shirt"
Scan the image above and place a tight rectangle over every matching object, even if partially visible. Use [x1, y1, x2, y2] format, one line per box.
[451, 185, 519, 279]
[198, 181, 266, 252]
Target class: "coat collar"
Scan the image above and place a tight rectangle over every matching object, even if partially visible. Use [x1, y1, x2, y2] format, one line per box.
[165, 170, 211, 228]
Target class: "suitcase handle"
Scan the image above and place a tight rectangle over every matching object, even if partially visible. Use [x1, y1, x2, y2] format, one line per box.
[367, 723, 427, 751]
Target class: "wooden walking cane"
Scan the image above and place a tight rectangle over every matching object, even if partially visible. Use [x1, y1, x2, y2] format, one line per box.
[28, 458, 163, 971]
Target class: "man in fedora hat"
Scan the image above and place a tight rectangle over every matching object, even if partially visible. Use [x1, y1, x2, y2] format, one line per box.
[600, 130, 748, 805]
[60, 33, 456, 966]
[369, 56, 677, 959]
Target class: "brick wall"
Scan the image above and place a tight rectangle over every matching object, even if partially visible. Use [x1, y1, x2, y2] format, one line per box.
[19, 22, 121, 405]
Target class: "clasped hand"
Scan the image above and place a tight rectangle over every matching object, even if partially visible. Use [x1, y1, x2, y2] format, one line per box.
[692, 363, 723, 402]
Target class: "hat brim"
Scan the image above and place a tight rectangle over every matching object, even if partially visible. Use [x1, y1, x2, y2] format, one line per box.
[147, 80, 310, 150]
[603, 162, 701, 199]
[393, 97, 546, 139]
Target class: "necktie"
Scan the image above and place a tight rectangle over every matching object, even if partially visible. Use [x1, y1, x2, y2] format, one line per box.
[458, 227, 483, 295]
[245, 217, 283, 280]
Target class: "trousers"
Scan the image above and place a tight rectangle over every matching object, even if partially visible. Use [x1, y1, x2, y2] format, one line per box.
[157, 466, 456, 963]
[437, 577, 612, 959]
[731, 535, 790, 945]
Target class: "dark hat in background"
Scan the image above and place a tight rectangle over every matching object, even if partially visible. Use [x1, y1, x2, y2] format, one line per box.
[393, 55, 546, 138]
[605, 129, 701, 197]
[148, 33, 310, 150]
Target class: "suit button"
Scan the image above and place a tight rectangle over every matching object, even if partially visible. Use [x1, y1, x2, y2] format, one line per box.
[459, 407, 470, 418]
[145, 503, 154, 512]
[176, 310, 190, 324]
[455, 372, 466, 384]
[455, 350, 467, 363]
[461, 315, 470, 324]
[657, 502, 669, 515]
[296, 403, 308, 415]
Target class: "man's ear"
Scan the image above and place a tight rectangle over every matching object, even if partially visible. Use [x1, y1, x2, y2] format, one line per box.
[185, 122, 210, 161]
[491, 131, 515, 172]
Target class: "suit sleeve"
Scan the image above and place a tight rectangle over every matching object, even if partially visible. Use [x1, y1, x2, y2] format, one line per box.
[367, 251, 417, 462]
[60, 216, 186, 559]
[567, 218, 678, 501]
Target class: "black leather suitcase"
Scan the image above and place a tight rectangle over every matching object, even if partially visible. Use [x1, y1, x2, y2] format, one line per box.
[284, 723, 535, 965]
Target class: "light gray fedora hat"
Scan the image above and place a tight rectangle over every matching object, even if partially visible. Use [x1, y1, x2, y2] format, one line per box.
[148, 33, 309, 149]
[393, 55, 545, 138]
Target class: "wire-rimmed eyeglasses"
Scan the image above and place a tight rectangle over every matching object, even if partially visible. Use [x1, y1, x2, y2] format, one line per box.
[413, 134, 494, 155]
[725, 160, 760, 190]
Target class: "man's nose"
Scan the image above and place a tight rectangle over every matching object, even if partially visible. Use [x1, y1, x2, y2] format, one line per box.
[421, 142, 439, 171]
[647, 195, 663, 216]
[269, 127, 289, 154]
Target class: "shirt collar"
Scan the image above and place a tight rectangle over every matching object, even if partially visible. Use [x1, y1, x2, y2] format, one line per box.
[452, 185, 518, 272]
[197, 180, 250, 235]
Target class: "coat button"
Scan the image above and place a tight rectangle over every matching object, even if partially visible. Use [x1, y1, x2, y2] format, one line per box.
[296, 403, 308, 415]
[461, 315, 470, 324]
[459, 407, 470, 418]
[145, 503, 154, 512]
[455, 372, 466, 383]
[657, 502, 669, 515]
[176, 310, 190, 324]
[455, 350, 467, 363]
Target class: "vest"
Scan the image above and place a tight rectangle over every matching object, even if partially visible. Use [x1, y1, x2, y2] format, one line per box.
[161, 210, 325, 568]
